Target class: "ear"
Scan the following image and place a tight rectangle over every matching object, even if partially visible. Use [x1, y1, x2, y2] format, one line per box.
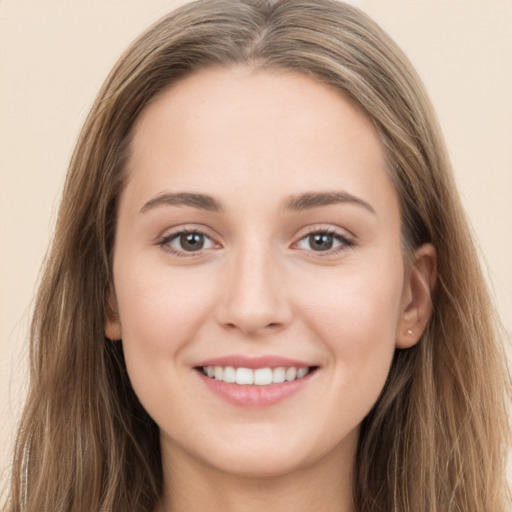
[105, 288, 122, 341]
[396, 244, 437, 349]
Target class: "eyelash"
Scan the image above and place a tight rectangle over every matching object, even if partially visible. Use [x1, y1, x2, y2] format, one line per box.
[157, 226, 355, 258]
[296, 226, 355, 255]
[157, 228, 216, 258]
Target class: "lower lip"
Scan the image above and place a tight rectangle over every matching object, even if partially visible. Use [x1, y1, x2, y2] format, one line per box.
[197, 370, 315, 407]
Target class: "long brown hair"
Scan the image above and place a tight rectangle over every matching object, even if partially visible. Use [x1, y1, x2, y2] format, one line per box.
[4, 1, 510, 511]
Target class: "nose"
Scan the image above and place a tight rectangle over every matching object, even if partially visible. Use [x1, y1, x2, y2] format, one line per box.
[214, 242, 293, 337]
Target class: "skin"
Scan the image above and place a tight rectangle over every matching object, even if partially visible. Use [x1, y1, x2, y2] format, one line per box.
[106, 67, 436, 512]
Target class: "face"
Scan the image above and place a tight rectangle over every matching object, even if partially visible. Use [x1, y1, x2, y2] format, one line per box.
[107, 67, 421, 479]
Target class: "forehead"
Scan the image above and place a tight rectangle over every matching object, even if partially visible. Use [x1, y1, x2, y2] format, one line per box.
[130, 66, 380, 161]
[124, 66, 397, 219]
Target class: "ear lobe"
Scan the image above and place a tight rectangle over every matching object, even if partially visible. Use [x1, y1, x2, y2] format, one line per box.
[396, 244, 437, 349]
[105, 289, 122, 341]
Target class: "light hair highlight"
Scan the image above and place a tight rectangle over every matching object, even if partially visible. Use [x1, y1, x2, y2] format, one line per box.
[3, 1, 510, 511]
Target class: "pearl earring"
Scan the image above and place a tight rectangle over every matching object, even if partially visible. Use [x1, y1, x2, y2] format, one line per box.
[407, 329, 414, 336]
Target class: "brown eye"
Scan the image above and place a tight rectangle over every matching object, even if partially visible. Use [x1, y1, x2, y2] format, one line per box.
[162, 230, 216, 255]
[295, 230, 354, 254]
[309, 233, 335, 251]
[179, 233, 206, 251]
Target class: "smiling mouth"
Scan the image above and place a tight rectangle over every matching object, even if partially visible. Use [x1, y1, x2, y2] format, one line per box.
[197, 366, 318, 386]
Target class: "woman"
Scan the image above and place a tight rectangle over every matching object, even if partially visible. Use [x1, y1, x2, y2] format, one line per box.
[4, 0, 510, 511]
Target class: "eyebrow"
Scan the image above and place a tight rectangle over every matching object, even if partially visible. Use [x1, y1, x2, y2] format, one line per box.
[285, 191, 376, 214]
[139, 192, 223, 213]
[139, 190, 375, 215]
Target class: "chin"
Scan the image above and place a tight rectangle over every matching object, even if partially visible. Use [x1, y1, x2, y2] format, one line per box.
[173, 424, 353, 480]
[203, 448, 313, 479]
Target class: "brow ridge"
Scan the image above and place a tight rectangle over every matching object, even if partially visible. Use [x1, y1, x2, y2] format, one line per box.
[285, 191, 375, 213]
[139, 192, 223, 213]
[139, 190, 375, 215]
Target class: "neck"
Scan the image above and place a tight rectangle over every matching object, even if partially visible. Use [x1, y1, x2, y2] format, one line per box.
[156, 435, 357, 512]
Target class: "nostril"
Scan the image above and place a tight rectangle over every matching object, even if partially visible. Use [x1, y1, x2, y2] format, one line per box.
[223, 321, 281, 332]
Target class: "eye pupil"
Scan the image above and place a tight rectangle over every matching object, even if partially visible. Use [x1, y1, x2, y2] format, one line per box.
[180, 233, 204, 251]
[310, 233, 334, 251]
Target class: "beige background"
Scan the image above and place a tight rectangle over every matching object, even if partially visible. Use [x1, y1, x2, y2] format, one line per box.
[1, 0, 511, 488]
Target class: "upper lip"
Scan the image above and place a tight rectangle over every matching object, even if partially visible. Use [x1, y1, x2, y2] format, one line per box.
[195, 355, 314, 369]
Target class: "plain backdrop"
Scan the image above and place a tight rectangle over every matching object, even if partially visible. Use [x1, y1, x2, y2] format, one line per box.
[1, 0, 511, 488]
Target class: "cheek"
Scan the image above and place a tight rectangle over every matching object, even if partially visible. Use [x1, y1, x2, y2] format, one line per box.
[301, 260, 403, 337]
[296, 260, 404, 397]
[113, 260, 215, 383]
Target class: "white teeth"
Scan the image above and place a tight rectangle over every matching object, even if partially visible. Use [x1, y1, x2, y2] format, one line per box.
[297, 367, 308, 379]
[235, 367, 254, 385]
[254, 368, 273, 385]
[202, 365, 312, 385]
[285, 367, 297, 381]
[273, 367, 286, 383]
[223, 366, 236, 383]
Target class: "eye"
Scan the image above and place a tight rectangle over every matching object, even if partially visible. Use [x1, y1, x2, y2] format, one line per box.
[295, 229, 354, 253]
[159, 229, 217, 256]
